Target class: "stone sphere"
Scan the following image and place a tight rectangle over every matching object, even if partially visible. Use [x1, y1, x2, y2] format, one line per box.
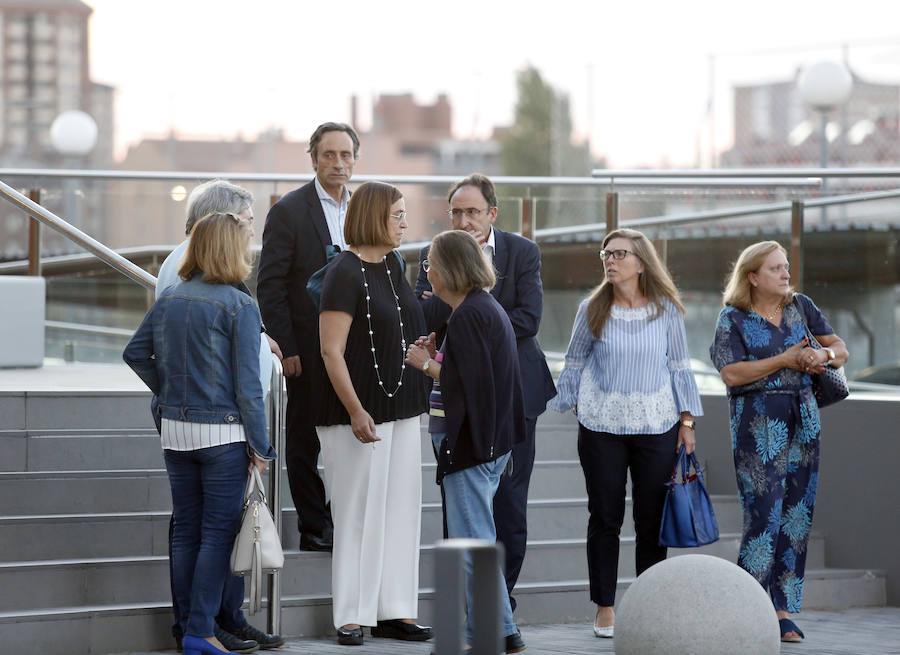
[616, 554, 779, 655]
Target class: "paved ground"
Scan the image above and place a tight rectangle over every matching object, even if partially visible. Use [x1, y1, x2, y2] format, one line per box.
[120, 607, 900, 654]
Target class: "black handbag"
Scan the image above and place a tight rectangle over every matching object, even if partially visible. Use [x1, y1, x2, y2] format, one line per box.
[306, 247, 406, 308]
[659, 446, 719, 548]
[794, 298, 849, 408]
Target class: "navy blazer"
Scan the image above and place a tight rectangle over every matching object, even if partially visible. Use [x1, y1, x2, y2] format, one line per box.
[416, 228, 556, 418]
[257, 180, 333, 361]
[436, 290, 526, 481]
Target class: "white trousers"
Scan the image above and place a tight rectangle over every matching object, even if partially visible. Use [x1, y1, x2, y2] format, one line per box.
[316, 416, 423, 629]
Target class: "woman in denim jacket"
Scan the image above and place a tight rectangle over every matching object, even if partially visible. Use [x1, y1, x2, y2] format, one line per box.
[124, 212, 276, 655]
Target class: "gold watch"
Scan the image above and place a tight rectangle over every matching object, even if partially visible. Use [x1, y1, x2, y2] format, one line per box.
[824, 348, 836, 366]
[680, 418, 695, 430]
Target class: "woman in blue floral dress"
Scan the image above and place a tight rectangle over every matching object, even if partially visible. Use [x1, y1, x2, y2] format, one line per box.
[710, 241, 848, 643]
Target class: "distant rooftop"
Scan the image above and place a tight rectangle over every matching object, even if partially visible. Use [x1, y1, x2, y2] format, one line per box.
[0, 0, 91, 12]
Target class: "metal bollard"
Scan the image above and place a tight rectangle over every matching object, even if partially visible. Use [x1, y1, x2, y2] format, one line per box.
[434, 538, 505, 655]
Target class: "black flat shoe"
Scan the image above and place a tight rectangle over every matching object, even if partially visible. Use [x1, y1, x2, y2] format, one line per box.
[337, 626, 363, 646]
[300, 531, 333, 552]
[229, 624, 284, 650]
[213, 626, 259, 653]
[371, 619, 434, 641]
[505, 629, 526, 653]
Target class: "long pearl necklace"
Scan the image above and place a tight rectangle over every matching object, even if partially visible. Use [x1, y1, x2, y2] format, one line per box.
[357, 252, 406, 398]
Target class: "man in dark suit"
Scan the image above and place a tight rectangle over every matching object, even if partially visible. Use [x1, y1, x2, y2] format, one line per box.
[257, 122, 360, 551]
[415, 173, 557, 611]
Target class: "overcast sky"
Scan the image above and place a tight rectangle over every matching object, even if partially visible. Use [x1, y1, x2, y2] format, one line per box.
[85, 0, 900, 168]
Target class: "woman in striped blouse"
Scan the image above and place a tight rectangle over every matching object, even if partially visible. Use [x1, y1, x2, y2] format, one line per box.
[550, 228, 703, 639]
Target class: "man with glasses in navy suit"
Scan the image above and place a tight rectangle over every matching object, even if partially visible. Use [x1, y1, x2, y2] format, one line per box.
[415, 173, 557, 614]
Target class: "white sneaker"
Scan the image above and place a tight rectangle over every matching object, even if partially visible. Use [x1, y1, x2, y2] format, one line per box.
[593, 624, 614, 638]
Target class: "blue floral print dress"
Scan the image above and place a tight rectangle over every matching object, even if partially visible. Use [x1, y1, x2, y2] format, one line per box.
[709, 293, 833, 612]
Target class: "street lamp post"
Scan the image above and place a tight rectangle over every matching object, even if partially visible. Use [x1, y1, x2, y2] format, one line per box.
[798, 60, 853, 169]
[797, 61, 853, 224]
[49, 110, 98, 234]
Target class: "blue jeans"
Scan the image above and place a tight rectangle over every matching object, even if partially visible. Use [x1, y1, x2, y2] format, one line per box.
[164, 442, 249, 637]
[433, 433, 517, 641]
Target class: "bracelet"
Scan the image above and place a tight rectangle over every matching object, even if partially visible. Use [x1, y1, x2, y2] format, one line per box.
[680, 418, 695, 430]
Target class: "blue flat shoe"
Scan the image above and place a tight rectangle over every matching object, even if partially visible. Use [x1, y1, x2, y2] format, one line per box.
[779, 618, 804, 643]
[182, 634, 236, 655]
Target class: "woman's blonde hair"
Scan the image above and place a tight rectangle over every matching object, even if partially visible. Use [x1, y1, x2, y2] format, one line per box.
[586, 228, 684, 337]
[178, 212, 253, 284]
[427, 230, 496, 295]
[722, 241, 794, 310]
[344, 181, 402, 248]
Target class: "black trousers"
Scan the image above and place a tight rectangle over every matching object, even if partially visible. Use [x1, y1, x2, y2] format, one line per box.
[286, 374, 331, 535]
[577, 422, 679, 607]
[493, 416, 537, 612]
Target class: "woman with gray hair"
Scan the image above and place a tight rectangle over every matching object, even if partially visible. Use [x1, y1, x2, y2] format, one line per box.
[405, 229, 527, 653]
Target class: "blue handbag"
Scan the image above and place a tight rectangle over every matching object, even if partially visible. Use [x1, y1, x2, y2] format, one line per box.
[659, 446, 719, 548]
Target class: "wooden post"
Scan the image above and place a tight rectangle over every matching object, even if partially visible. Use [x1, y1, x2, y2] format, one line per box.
[520, 197, 535, 240]
[790, 200, 804, 292]
[605, 192, 619, 233]
[27, 188, 42, 276]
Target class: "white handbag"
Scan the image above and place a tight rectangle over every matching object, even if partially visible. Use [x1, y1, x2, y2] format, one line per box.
[230, 466, 284, 614]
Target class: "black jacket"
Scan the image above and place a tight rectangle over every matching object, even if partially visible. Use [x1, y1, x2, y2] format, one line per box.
[435, 291, 526, 481]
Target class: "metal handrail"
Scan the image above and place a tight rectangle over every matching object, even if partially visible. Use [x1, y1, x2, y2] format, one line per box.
[45, 320, 136, 338]
[0, 179, 157, 289]
[534, 186, 900, 240]
[592, 167, 900, 179]
[0, 168, 819, 188]
[266, 354, 286, 634]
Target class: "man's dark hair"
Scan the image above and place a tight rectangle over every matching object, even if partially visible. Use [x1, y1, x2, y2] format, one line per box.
[447, 173, 497, 209]
[307, 122, 360, 160]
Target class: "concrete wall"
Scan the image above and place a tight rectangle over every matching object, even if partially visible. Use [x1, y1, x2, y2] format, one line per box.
[699, 392, 900, 605]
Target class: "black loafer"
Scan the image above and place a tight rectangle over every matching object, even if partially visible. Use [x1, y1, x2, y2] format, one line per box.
[337, 626, 364, 646]
[371, 619, 433, 641]
[214, 625, 259, 653]
[230, 624, 284, 650]
[505, 629, 526, 653]
[299, 531, 333, 552]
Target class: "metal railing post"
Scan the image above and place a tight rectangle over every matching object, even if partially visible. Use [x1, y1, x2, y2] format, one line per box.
[791, 200, 805, 292]
[27, 188, 42, 276]
[434, 539, 504, 655]
[266, 355, 286, 634]
[606, 191, 619, 233]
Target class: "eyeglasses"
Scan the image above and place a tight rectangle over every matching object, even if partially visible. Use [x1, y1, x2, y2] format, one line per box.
[390, 211, 407, 223]
[598, 249, 636, 261]
[448, 207, 490, 220]
[422, 259, 431, 273]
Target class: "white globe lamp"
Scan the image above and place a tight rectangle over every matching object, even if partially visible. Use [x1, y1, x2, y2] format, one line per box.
[50, 110, 98, 157]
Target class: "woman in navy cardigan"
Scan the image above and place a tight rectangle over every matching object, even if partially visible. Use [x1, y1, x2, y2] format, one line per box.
[405, 230, 526, 654]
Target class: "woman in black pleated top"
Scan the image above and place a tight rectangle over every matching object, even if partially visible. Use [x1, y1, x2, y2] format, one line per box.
[316, 181, 431, 646]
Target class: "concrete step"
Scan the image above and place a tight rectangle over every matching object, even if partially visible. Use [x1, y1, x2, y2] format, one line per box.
[2, 530, 825, 613]
[0, 495, 744, 562]
[2, 431, 164, 472]
[0, 567, 886, 654]
[1, 457, 584, 514]
[0, 512, 171, 561]
[0, 470, 172, 514]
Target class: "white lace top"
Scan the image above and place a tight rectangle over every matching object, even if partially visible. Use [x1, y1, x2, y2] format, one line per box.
[550, 298, 703, 434]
